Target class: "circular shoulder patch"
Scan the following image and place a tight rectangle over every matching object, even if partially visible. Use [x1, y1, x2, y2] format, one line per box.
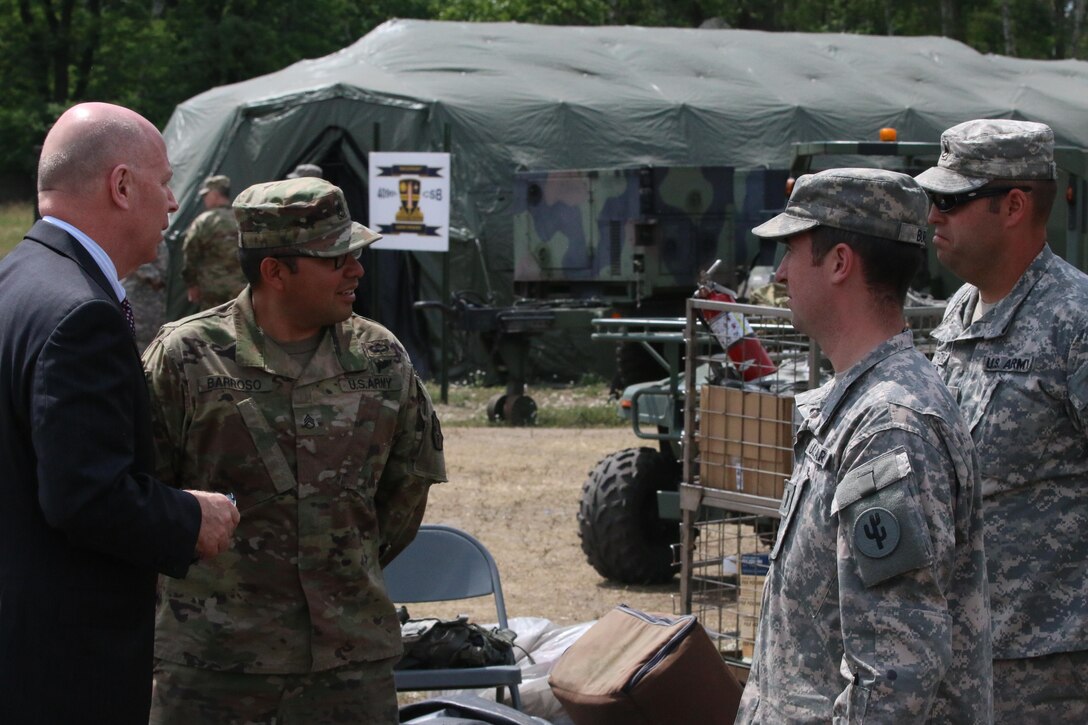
[853, 507, 900, 559]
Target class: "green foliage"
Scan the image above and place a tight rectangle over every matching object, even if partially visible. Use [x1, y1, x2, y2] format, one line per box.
[436, 0, 612, 25]
[0, 201, 33, 260]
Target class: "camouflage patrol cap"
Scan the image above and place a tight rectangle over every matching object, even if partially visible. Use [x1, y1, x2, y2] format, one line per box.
[198, 175, 230, 196]
[287, 163, 323, 179]
[752, 168, 928, 247]
[233, 178, 381, 255]
[915, 119, 1056, 194]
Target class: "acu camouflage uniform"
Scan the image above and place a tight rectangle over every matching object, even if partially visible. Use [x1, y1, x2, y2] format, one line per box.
[737, 334, 992, 723]
[932, 248, 1088, 657]
[736, 169, 992, 724]
[181, 203, 244, 310]
[919, 119, 1088, 719]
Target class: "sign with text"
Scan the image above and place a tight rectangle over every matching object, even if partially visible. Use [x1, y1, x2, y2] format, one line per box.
[367, 152, 450, 252]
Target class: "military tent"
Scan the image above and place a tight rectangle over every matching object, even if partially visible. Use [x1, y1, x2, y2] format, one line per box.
[163, 19, 1088, 379]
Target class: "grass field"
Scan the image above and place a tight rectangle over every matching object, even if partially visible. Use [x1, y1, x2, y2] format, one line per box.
[0, 202, 33, 259]
[426, 379, 624, 428]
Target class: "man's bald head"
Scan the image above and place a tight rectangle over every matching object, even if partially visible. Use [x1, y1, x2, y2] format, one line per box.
[35, 102, 178, 278]
[38, 103, 160, 194]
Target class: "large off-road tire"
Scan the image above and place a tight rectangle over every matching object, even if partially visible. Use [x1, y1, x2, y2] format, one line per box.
[578, 447, 682, 584]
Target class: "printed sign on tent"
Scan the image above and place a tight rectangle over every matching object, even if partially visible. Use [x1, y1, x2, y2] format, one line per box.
[367, 152, 450, 252]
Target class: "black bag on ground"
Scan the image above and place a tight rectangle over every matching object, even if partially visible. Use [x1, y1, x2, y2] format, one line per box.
[397, 611, 517, 670]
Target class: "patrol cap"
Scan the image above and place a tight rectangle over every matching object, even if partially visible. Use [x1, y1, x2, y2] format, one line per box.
[752, 168, 928, 247]
[198, 174, 230, 196]
[286, 163, 323, 179]
[233, 178, 381, 255]
[915, 119, 1056, 194]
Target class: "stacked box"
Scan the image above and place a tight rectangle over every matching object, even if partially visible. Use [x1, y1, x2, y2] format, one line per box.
[737, 574, 766, 659]
[698, 385, 795, 500]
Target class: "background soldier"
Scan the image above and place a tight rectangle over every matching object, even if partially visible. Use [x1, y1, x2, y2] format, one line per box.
[917, 119, 1088, 721]
[145, 178, 446, 724]
[287, 162, 323, 179]
[122, 237, 169, 351]
[180, 174, 244, 309]
[735, 169, 991, 723]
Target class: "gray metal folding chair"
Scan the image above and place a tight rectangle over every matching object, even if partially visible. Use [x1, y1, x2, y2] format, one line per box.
[384, 524, 523, 709]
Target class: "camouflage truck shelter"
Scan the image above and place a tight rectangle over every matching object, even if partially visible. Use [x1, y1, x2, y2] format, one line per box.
[513, 166, 737, 310]
[163, 19, 1088, 379]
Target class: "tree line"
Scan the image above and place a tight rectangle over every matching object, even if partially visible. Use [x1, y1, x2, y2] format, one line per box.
[2, 0, 1085, 185]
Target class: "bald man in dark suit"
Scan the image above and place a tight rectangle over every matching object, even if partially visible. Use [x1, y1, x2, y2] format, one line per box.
[0, 102, 240, 724]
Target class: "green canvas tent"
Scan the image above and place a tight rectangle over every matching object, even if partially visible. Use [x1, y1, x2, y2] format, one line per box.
[163, 19, 1088, 379]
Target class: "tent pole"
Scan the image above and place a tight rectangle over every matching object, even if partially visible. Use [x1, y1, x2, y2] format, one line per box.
[440, 124, 451, 404]
[371, 122, 382, 325]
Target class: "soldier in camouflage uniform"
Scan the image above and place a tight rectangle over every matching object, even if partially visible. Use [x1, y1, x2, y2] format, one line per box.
[121, 237, 169, 352]
[180, 174, 245, 310]
[917, 120, 1088, 721]
[287, 163, 323, 179]
[144, 178, 447, 724]
[735, 169, 992, 723]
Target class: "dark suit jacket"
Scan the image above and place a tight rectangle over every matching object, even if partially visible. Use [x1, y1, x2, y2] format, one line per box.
[0, 221, 202, 724]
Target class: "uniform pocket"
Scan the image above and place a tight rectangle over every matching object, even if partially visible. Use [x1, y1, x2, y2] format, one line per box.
[834, 448, 933, 588]
[838, 678, 871, 722]
[770, 471, 808, 561]
[875, 604, 951, 696]
[236, 397, 297, 502]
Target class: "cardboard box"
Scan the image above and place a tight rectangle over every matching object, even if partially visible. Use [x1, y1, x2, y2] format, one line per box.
[737, 574, 766, 610]
[698, 385, 794, 499]
[739, 612, 760, 660]
[737, 574, 766, 659]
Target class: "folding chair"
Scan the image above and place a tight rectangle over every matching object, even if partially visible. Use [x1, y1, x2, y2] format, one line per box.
[383, 524, 523, 709]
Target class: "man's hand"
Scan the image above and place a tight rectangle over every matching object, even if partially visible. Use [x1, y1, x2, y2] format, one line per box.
[186, 285, 201, 303]
[186, 490, 240, 559]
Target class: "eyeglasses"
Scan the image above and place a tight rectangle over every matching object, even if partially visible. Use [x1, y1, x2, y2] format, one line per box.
[927, 186, 1032, 213]
[270, 249, 362, 270]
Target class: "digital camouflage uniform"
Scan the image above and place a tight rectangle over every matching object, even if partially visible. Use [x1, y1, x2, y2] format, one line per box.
[145, 178, 446, 724]
[181, 175, 244, 310]
[932, 246, 1088, 659]
[737, 333, 992, 724]
[736, 169, 992, 724]
[919, 120, 1088, 721]
[122, 238, 169, 352]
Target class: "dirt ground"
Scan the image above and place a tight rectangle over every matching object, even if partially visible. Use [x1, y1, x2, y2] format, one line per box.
[413, 427, 677, 627]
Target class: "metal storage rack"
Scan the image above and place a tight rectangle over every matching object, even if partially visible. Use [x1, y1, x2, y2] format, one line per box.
[678, 297, 946, 675]
[678, 298, 805, 674]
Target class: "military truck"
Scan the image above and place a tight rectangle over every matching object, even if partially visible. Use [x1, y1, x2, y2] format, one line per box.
[429, 164, 784, 418]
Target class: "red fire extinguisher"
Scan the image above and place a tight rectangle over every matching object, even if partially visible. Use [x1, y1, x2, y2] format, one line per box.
[695, 262, 777, 381]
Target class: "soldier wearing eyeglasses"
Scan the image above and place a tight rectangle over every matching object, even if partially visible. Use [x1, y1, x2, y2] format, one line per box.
[143, 178, 447, 724]
[917, 120, 1088, 721]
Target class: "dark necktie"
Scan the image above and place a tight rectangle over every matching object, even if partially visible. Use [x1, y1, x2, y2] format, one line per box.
[120, 297, 136, 337]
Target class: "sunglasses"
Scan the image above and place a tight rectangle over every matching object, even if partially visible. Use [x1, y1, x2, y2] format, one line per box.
[927, 186, 1032, 213]
[271, 249, 362, 270]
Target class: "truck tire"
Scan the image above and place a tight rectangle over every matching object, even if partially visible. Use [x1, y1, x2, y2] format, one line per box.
[578, 447, 681, 584]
